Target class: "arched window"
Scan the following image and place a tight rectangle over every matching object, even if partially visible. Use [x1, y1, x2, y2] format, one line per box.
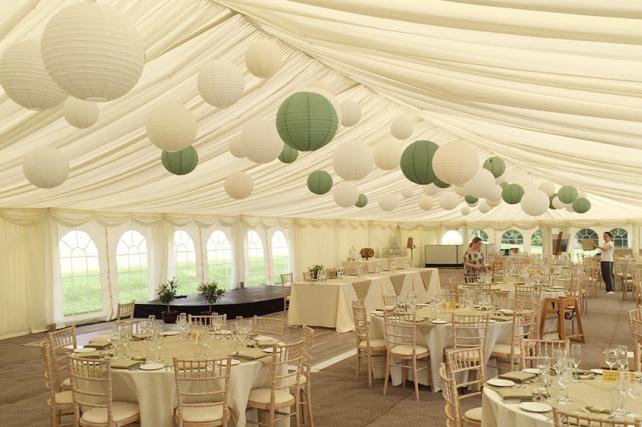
[575, 228, 599, 257]
[246, 231, 266, 286]
[470, 229, 488, 243]
[530, 229, 543, 255]
[610, 228, 629, 248]
[59, 230, 102, 317]
[207, 230, 233, 289]
[271, 231, 290, 279]
[116, 230, 149, 303]
[501, 229, 524, 251]
[441, 230, 463, 245]
[173, 230, 197, 295]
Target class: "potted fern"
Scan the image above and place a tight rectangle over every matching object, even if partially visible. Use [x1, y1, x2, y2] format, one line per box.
[198, 280, 226, 315]
[158, 278, 179, 323]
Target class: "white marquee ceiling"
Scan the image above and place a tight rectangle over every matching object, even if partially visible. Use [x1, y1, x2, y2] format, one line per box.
[1, 0, 642, 224]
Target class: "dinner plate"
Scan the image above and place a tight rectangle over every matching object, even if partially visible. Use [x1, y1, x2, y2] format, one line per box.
[262, 347, 275, 353]
[522, 368, 541, 374]
[498, 309, 514, 315]
[74, 347, 95, 353]
[162, 331, 179, 336]
[519, 402, 552, 413]
[431, 319, 448, 324]
[254, 335, 275, 342]
[487, 378, 515, 387]
[217, 359, 241, 366]
[139, 363, 165, 371]
[590, 368, 604, 375]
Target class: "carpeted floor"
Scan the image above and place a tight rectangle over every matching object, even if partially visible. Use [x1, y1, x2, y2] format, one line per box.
[0, 269, 636, 426]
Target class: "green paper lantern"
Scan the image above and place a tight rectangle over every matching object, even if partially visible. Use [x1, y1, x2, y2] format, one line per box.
[278, 145, 298, 163]
[549, 192, 558, 209]
[502, 183, 524, 204]
[161, 145, 198, 175]
[355, 194, 368, 208]
[276, 92, 338, 151]
[465, 195, 478, 204]
[573, 197, 591, 214]
[483, 156, 505, 178]
[307, 170, 333, 195]
[400, 140, 439, 185]
[558, 185, 578, 204]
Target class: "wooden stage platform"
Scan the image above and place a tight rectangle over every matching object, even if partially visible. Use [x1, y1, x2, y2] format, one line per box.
[134, 285, 291, 319]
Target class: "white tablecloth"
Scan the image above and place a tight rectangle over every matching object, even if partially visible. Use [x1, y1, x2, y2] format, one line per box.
[288, 268, 441, 332]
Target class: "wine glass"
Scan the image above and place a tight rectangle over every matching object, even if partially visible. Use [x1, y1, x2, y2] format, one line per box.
[570, 344, 582, 382]
[177, 313, 188, 340]
[616, 345, 629, 371]
[604, 347, 618, 371]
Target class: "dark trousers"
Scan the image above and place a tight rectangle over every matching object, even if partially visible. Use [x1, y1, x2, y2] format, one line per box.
[601, 261, 614, 292]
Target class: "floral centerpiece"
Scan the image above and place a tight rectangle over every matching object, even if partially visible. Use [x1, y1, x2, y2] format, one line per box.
[158, 278, 179, 323]
[308, 264, 324, 280]
[198, 280, 226, 314]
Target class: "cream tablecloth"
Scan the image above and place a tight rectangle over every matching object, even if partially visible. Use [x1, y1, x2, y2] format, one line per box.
[288, 268, 440, 332]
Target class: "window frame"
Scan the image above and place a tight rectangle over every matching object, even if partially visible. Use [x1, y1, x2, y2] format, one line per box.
[172, 229, 199, 295]
[246, 229, 267, 287]
[470, 229, 489, 243]
[205, 229, 234, 289]
[269, 229, 291, 281]
[115, 229, 151, 304]
[441, 230, 463, 245]
[610, 227, 629, 249]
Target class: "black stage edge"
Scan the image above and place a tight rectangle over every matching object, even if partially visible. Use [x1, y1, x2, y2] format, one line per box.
[134, 285, 290, 319]
[425, 263, 463, 268]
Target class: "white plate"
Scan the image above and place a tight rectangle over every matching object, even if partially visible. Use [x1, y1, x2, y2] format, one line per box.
[218, 330, 232, 335]
[383, 305, 396, 311]
[519, 402, 552, 413]
[498, 309, 514, 315]
[254, 335, 274, 342]
[74, 347, 95, 353]
[262, 347, 275, 353]
[431, 319, 448, 324]
[522, 368, 540, 374]
[162, 331, 179, 336]
[487, 378, 515, 387]
[217, 359, 241, 366]
[590, 368, 604, 375]
[139, 363, 165, 371]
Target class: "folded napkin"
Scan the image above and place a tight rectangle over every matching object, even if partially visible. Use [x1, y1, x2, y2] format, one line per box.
[75, 351, 101, 358]
[86, 341, 111, 349]
[493, 388, 533, 402]
[110, 359, 140, 369]
[499, 371, 537, 383]
[131, 333, 152, 340]
[237, 348, 269, 360]
[490, 315, 512, 322]
[585, 406, 611, 414]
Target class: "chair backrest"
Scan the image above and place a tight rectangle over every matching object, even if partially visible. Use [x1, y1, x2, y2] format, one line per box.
[126, 318, 151, 334]
[68, 356, 114, 425]
[116, 301, 135, 321]
[631, 317, 642, 344]
[553, 408, 641, 427]
[520, 339, 569, 369]
[451, 313, 489, 349]
[47, 326, 77, 385]
[267, 341, 305, 407]
[636, 342, 642, 372]
[446, 278, 460, 303]
[514, 283, 541, 301]
[40, 340, 61, 405]
[438, 363, 461, 427]
[252, 315, 286, 336]
[280, 273, 293, 286]
[382, 294, 398, 307]
[506, 310, 537, 370]
[173, 357, 231, 425]
[383, 311, 417, 352]
[352, 300, 369, 345]
[189, 315, 213, 327]
[445, 346, 485, 400]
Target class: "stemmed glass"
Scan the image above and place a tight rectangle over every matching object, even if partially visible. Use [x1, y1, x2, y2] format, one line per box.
[177, 313, 188, 340]
[616, 345, 629, 371]
[570, 344, 582, 382]
[604, 347, 619, 371]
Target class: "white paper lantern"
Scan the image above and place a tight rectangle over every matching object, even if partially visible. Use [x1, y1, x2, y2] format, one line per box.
[224, 171, 253, 199]
[453, 186, 466, 196]
[418, 195, 433, 211]
[521, 190, 550, 216]
[379, 195, 398, 212]
[432, 141, 480, 185]
[486, 198, 501, 207]
[340, 100, 361, 127]
[479, 201, 491, 214]
[552, 197, 565, 209]
[373, 141, 401, 170]
[463, 169, 495, 199]
[0, 40, 67, 111]
[301, 86, 342, 125]
[245, 39, 281, 78]
[333, 140, 373, 180]
[240, 119, 283, 164]
[461, 206, 470, 216]
[23, 146, 69, 188]
[229, 136, 245, 158]
[423, 184, 440, 196]
[390, 116, 412, 140]
[538, 181, 555, 196]
[146, 102, 197, 152]
[41, 2, 144, 101]
[333, 182, 359, 207]
[197, 60, 244, 108]
[401, 186, 415, 199]
[488, 185, 503, 201]
[439, 192, 459, 210]
[63, 98, 99, 128]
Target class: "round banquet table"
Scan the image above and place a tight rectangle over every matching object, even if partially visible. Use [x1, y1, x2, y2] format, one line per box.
[108, 335, 282, 427]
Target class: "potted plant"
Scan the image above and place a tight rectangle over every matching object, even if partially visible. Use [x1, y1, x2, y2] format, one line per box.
[198, 280, 226, 315]
[158, 278, 179, 323]
[308, 264, 324, 280]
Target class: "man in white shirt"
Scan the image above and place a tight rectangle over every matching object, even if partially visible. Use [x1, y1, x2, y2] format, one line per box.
[597, 231, 615, 293]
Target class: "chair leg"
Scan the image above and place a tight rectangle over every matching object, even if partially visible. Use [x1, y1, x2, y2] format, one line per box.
[355, 350, 361, 380]
[306, 382, 315, 427]
[367, 353, 373, 388]
[413, 358, 420, 401]
[383, 354, 391, 396]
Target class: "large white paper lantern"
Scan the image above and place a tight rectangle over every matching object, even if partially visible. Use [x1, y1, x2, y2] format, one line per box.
[229, 136, 245, 158]
[333, 182, 359, 207]
[23, 146, 69, 188]
[41, 2, 144, 101]
[423, 184, 440, 196]
[224, 171, 253, 199]
[379, 195, 398, 212]
[552, 196, 565, 209]
[390, 116, 412, 140]
[488, 185, 503, 201]
[479, 201, 491, 213]
[401, 186, 415, 199]
[486, 198, 501, 207]
[539, 181, 555, 196]
[146, 102, 197, 152]
[0, 40, 67, 111]
[432, 141, 480, 185]
[197, 60, 244, 108]
[439, 192, 459, 210]
[463, 169, 495, 199]
[373, 141, 401, 170]
[245, 39, 281, 78]
[340, 100, 361, 126]
[240, 119, 283, 164]
[63, 98, 99, 128]
[521, 190, 549, 216]
[333, 140, 373, 180]
[461, 206, 470, 216]
[418, 195, 433, 211]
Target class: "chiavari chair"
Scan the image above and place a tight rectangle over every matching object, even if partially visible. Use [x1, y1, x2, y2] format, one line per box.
[47, 325, 77, 389]
[491, 309, 536, 373]
[553, 408, 641, 427]
[352, 300, 386, 387]
[41, 340, 73, 427]
[438, 364, 462, 427]
[444, 347, 485, 426]
[280, 273, 293, 317]
[382, 294, 398, 307]
[252, 315, 286, 336]
[519, 339, 569, 369]
[115, 301, 135, 326]
[451, 313, 489, 350]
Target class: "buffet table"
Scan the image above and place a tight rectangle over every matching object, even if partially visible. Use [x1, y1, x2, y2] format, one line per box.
[342, 256, 411, 274]
[288, 268, 440, 332]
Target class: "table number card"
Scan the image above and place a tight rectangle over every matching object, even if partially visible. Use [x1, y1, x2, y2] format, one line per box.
[602, 370, 618, 382]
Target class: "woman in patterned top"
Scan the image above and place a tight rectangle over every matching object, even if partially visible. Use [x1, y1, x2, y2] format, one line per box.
[463, 237, 486, 282]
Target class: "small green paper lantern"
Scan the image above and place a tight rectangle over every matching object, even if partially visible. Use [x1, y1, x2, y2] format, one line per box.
[549, 192, 558, 209]
[161, 145, 198, 175]
[276, 92, 338, 151]
[278, 145, 298, 163]
[434, 177, 450, 188]
[558, 185, 578, 204]
[465, 195, 478, 204]
[355, 194, 368, 208]
[400, 140, 439, 185]
[502, 183, 524, 204]
[307, 170, 333, 195]
[573, 197, 591, 214]
[483, 156, 505, 178]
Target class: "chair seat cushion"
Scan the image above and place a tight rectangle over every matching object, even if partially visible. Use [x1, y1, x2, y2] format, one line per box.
[81, 401, 139, 424]
[390, 344, 429, 356]
[54, 390, 73, 405]
[491, 344, 520, 357]
[61, 377, 71, 388]
[464, 406, 482, 422]
[248, 388, 294, 405]
[359, 339, 386, 350]
[177, 404, 224, 423]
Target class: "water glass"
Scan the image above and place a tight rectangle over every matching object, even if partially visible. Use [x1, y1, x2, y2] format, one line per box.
[604, 347, 618, 370]
[617, 345, 629, 371]
[570, 344, 582, 381]
[177, 313, 188, 340]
